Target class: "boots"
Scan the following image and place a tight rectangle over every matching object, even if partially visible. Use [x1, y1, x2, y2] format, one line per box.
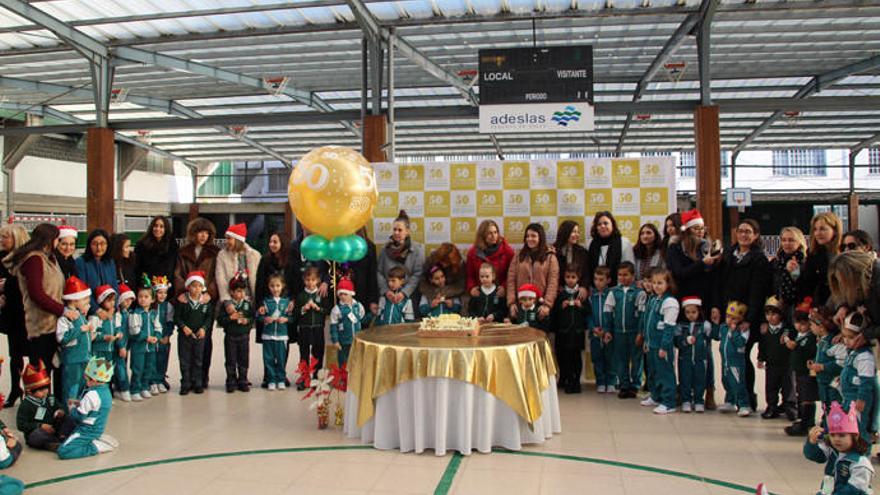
[785, 403, 815, 436]
[704, 386, 717, 411]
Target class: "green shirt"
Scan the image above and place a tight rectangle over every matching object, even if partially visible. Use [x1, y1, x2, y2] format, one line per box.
[218, 299, 253, 337]
[174, 298, 214, 334]
[295, 289, 328, 328]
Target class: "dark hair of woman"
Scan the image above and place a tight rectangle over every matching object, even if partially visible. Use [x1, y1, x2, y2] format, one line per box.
[633, 223, 662, 259]
[518, 223, 550, 262]
[267, 231, 290, 268]
[738, 218, 763, 249]
[589, 211, 621, 239]
[553, 220, 580, 252]
[140, 216, 174, 254]
[82, 229, 111, 261]
[8, 223, 59, 267]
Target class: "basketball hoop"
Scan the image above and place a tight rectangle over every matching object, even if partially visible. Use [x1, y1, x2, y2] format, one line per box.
[635, 114, 652, 124]
[734, 196, 746, 213]
[663, 62, 687, 83]
[110, 88, 128, 103]
[229, 125, 248, 138]
[136, 130, 152, 144]
[458, 69, 478, 87]
[782, 110, 801, 126]
[263, 76, 289, 96]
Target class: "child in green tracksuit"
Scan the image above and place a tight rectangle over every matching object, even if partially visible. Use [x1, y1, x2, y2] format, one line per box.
[637, 276, 656, 394]
[219, 275, 254, 393]
[129, 286, 161, 401]
[89, 286, 121, 365]
[713, 301, 751, 417]
[57, 357, 117, 460]
[377, 266, 415, 326]
[604, 262, 642, 399]
[839, 312, 878, 449]
[175, 271, 214, 395]
[675, 296, 712, 413]
[553, 265, 587, 394]
[295, 268, 328, 390]
[56, 276, 94, 412]
[113, 284, 134, 402]
[154, 276, 174, 393]
[330, 278, 365, 367]
[640, 269, 678, 415]
[260, 273, 291, 391]
[808, 307, 846, 426]
[587, 267, 613, 393]
[419, 265, 462, 317]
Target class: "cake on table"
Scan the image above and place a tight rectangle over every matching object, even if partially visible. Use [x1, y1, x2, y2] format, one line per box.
[417, 314, 481, 337]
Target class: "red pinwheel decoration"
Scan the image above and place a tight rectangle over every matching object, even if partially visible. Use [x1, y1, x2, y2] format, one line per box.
[328, 363, 348, 392]
[295, 356, 319, 389]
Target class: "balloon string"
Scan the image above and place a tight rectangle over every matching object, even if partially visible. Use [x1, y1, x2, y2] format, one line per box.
[331, 261, 337, 306]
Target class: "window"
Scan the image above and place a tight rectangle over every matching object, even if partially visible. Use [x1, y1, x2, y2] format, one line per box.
[679, 151, 695, 177]
[772, 149, 827, 176]
[197, 161, 233, 196]
[267, 168, 288, 193]
[869, 148, 880, 175]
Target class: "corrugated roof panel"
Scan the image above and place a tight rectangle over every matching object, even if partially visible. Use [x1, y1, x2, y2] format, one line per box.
[396, 1, 437, 18]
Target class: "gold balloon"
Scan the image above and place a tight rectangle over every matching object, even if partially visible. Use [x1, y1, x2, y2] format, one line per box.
[288, 146, 378, 239]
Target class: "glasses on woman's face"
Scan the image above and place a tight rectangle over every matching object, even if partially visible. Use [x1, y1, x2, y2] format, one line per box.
[842, 242, 860, 251]
[736, 228, 754, 235]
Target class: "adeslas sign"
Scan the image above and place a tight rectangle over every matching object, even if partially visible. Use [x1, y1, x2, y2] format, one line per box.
[478, 103, 594, 133]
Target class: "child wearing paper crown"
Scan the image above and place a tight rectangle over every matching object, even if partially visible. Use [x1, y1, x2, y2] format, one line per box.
[330, 278, 366, 367]
[803, 401, 874, 495]
[175, 271, 214, 395]
[113, 283, 135, 402]
[839, 312, 878, 449]
[153, 275, 174, 393]
[57, 356, 118, 460]
[17, 360, 75, 451]
[56, 276, 95, 411]
[675, 296, 713, 413]
[711, 300, 751, 417]
[128, 279, 161, 401]
[757, 296, 797, 420]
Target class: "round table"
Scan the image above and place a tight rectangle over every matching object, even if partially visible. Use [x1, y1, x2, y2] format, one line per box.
[343, 324, 561, 455]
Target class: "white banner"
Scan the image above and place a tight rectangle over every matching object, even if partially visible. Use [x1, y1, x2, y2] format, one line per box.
[478, 103, 595, 133]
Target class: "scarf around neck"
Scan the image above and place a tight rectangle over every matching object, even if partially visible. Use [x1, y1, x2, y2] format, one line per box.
[387, 236, 411, 262]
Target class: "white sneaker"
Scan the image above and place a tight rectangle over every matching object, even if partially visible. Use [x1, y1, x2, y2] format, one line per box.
[653, 405, 676, 415]
[113, 391, 121, 400]
[92, 439, 115, 453]
[737, 408, 751, 417]
[606, 386, 617, 394]
[694, 403, 705, 413]
[268, 383, 277, 391]
[158, 384, 168, 393]
[130, 393, 143, 402]
[718, 403, 737, 413]
[120, 391, 132, 402]
[681, 402, 692, 413]
[640, 397, 658, 407]
[149, 385, 159, 395]
[277, 382, 286, 390]
[99, 434, 120, 448]
[597, 385, 606, 393]
[143, 390, 153, 398]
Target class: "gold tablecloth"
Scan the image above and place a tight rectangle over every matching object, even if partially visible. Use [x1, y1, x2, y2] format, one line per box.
[348, 324, 557, 428]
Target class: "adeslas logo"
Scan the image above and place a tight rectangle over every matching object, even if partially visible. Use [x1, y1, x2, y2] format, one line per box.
[551, 105, 582, 126]
[488, 112, 547, 126]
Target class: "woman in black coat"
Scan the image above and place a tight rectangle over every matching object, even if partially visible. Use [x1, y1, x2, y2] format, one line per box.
[342, 227, 379, 318]
[798, 211, 842, 308]
[714, 219, 771, 411]
[134, 216, 178, 291]
[0, 224, 29, 406]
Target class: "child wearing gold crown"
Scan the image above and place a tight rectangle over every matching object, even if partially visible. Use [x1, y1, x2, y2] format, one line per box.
[128, 278, 161, 401]
[16, 360, 74, 451]
[57, 356, 117, 459]
[56, 276, 95, 411]
[803, 401, 874, 495]
[711, 300, 751, 417]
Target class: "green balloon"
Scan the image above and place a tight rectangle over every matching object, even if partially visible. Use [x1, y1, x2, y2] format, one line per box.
[328, 236, 355, 262]
[301, 234, 329, 261]
[348, 235, 368, 261]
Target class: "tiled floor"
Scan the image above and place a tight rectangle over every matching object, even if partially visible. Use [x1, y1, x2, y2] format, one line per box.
[0, 335, 870, 494]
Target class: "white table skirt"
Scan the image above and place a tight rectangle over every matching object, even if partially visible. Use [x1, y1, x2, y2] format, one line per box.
[343, 376, 561, 455]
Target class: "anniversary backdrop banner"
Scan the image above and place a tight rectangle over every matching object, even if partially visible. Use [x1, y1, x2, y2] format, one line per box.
[367, 157, 677, 252]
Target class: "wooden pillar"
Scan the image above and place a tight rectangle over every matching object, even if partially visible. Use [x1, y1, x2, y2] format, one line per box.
[848, 193, 859, 230]
[188, 203, 199, 222]
[362, 114, 387, 163]
[694, 105, 722, 239]
[284, 201, 294, 241]
[86, 127, 115, 232]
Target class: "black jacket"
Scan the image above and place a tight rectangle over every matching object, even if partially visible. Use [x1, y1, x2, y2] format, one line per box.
[468, 286, 507, 322]
[134, 238, 178, 292]
[799, 247, 833, 307]
[345, 241, 379, 310]
[666, 239, 716, 309]
[56, 253, 77, 281]
[0, 251, 25, 342]
[715, 245, 771, 326]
